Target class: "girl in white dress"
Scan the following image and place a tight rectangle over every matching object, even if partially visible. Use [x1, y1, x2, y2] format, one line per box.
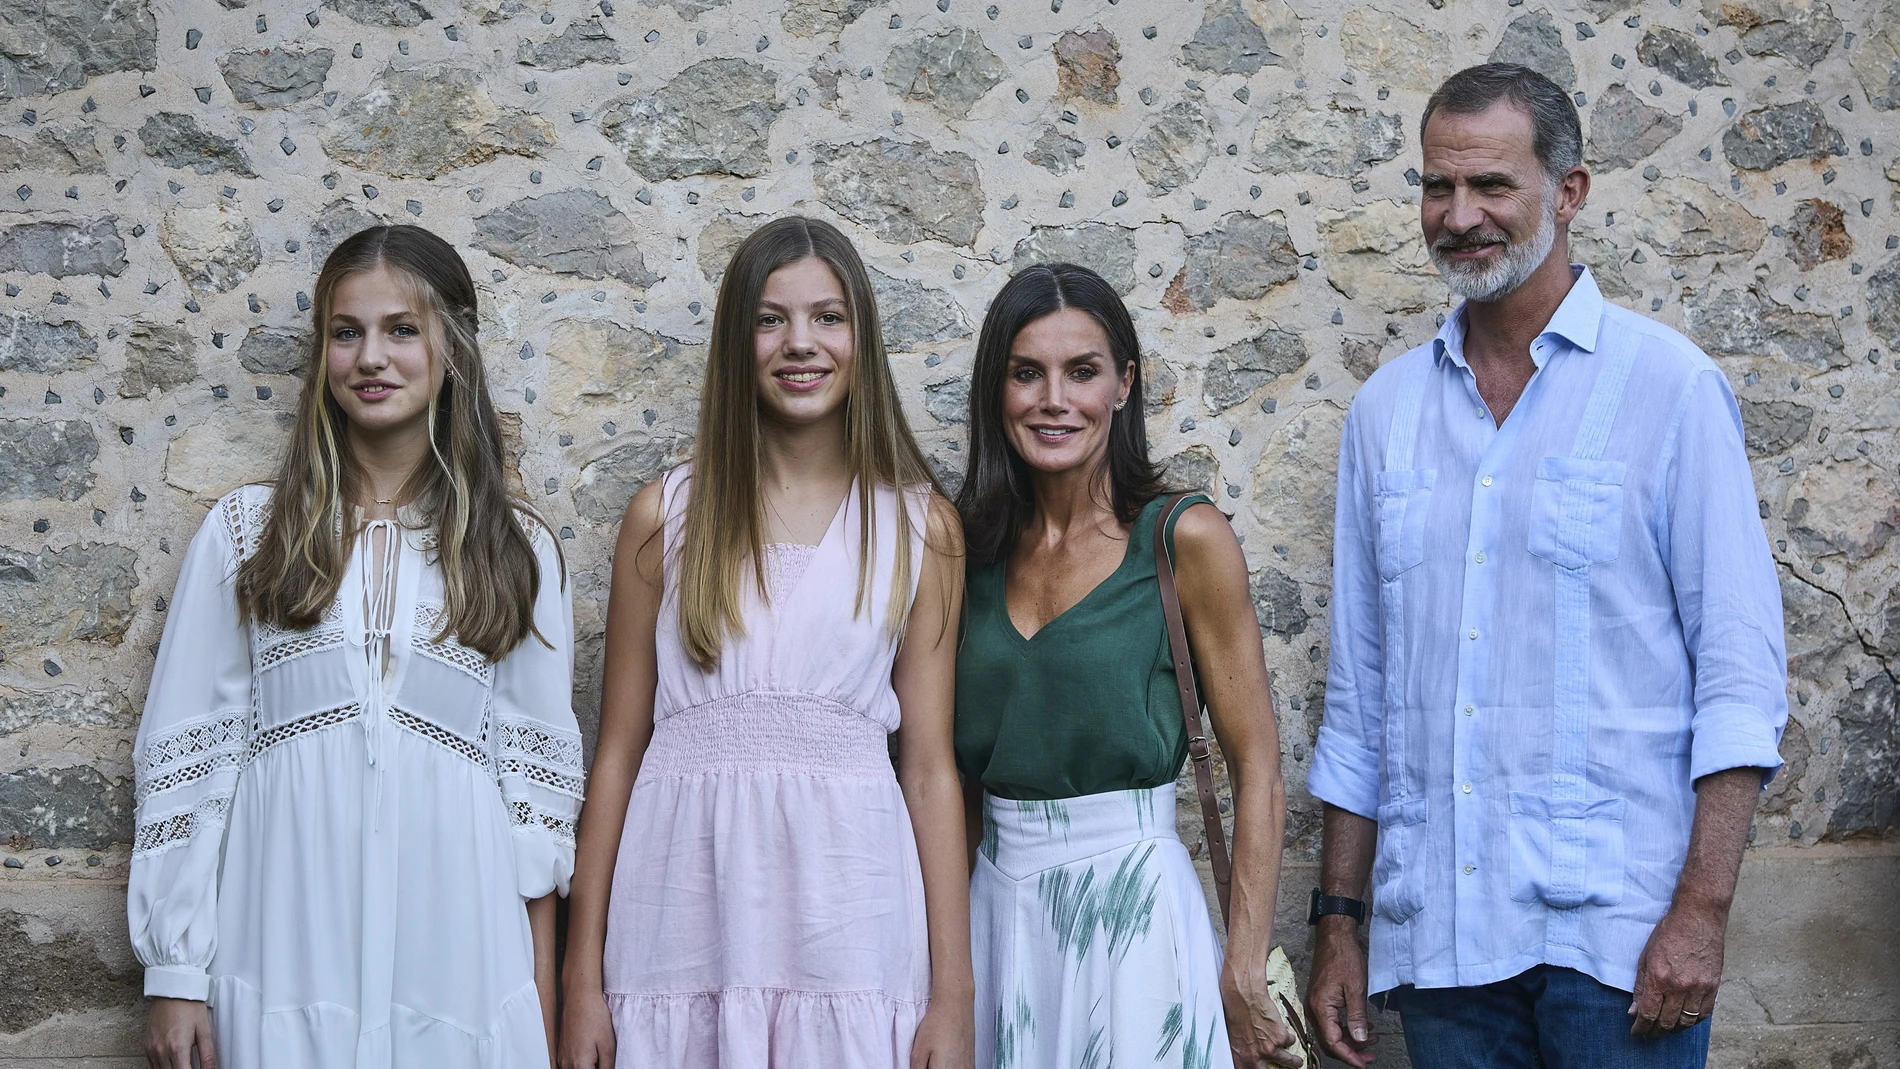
[131, 224, 582, 1069]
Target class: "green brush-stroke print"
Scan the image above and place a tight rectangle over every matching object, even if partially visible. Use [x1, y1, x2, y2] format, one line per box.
[1036, 842, 1161, 964]
[1134, 787, 1156, 833]
[1080, 1025, 1110, 1069]
[981, 807, 999, 864]
[1016, 797, 1072, 839]
[1181, 1008, 1217, 1069]
[994, 989, 1035, 1069]
[1156, 1001, 1185, 1060]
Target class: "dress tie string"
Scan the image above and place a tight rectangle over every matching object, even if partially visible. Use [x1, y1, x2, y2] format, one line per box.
[348, 519, 399, 828]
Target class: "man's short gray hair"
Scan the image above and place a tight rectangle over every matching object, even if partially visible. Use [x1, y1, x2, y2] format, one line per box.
[1420, 63, 1583, 181]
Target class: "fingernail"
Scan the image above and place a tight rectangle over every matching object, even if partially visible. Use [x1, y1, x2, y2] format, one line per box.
[1352, 1026, 1367, 1041]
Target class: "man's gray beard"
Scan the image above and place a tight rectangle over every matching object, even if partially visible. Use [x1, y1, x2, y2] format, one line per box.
[1432, 203, 1558, 302]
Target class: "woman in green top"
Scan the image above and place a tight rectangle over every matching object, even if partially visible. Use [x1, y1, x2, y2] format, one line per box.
[954, 263, 1302, 1069]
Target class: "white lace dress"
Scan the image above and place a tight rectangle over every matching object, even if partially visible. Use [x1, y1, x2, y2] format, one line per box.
[127, 485, 584, 1069]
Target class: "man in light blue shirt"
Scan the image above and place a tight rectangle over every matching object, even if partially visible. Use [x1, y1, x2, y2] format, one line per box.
[1302, 64, 1787, 1069]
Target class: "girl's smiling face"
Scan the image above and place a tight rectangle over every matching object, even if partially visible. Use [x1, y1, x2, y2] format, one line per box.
[323, 264, 446, 436]
[753, 256, 856, 428]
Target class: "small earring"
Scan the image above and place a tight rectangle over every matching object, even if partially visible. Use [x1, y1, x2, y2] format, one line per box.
[1113, 399, 1127, 411]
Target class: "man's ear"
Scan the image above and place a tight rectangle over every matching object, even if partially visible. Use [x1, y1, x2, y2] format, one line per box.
[1556, 165, 1591, 226]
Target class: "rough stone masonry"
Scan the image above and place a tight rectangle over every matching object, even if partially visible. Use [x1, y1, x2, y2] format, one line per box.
[0, 0, 1895, 1064]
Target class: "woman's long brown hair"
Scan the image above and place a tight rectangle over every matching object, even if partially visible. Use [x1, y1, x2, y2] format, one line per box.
[676, 215, 941, 669]
[235, 224, 557, 661]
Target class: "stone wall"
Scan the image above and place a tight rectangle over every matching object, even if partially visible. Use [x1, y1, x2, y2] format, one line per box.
[1, 0, 1895, 1063]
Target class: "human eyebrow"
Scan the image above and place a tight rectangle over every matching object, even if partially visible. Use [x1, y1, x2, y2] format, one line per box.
[1468, 171, 1520, 188]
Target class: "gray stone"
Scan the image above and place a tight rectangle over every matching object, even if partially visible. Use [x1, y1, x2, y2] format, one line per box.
[1250, 566, 1308, 641]
[0, 314, 95, 374]
[781, 0, 882, 37]
[323, 0, 431, 25]
[1250, 403, 1345, 577]
[1010, 223, 1140, 295]
[1488, 11, 1575, 89]
[325, 66, 554, 179]
[306, 200, 386, 268]
[0, 420, 96, 501]
[1632, 178, 1766, 257]
[1780, 568, 1856, 684]
[573, 438, 688, 524]
[1338, 6, 1446, 94]
[1722, 100, 1845, 171]
[1162, 444, 1219, 495]
[1738, 398, 1814, 456]
[1182, 0, 1300, 76]
[696, 212, 757, 283]
[164, 409, 294, 497]
[1250, 101, 1403, 180]
[601, 59, 780, 180]
[0, 217, 124, 277]
[812, 139, 983, 247]
[1703, 0, 1841, 68]
[0, 686, 133, 736]
[545, 321, 705, 425]
[1203, 329, 1308, 413]
[137, 112, 255, 175]
[237, 329, 309, 376]
[1783, 461, 1900, 560]
[1341, 337, 1386, 383]
[218, 47, 333, 107]
[1586, 84, 1683, 171]
[1133, 100, 1213, 193]
[0, 0, 157, 100]
[1637, 27, 1724, 89]
[1831, 670, 1897, 835]
[1144, 359, 1179, 413]
[1864, 255, 1900, 350]
[162, 202, 262, 295]
[1318, 199, 1443, 314]
[0, 766, 130, 852]
[1567, 231, 1641, 301]
[0, 541, 138, 646]
[472, 189, 658, 286]
[0, 906, 142, 1032]
[867, 268, 968, 352]
[0, 125, 105, 174]
[922, 378, 968, 425]
[1785, 198, 1851, 271]
[1758, 715, 1810, 817]
[649, 0, 729, 16]
[516, 20, 620, 70]
[1686, 286, 1848, 369]
[1054, 27, 1119, 106]
[118, 321, 197, 398]
[884, 27, 1003, 119]
[1025, 127, 1086, 175]
[1848, 1, 1900, 110]
[1165, 214, 1300, 313]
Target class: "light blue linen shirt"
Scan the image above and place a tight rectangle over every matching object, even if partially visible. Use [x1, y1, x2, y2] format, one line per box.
[1310, 267, 1788, 996]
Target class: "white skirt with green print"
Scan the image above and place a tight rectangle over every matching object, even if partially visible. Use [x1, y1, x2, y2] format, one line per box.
[972, 782, 1232, 1069]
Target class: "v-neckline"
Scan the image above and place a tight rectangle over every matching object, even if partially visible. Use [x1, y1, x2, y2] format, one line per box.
[1001, 520, 1139, 644]
[762, 481, 853, 610]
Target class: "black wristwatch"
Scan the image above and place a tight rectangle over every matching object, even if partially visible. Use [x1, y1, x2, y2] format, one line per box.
[1308, 888, 1367, 926]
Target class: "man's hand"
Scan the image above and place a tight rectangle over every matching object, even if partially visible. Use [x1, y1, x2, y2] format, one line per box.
[1304, 917, 1379, 1067]
[1628, 900, 1726, 1037]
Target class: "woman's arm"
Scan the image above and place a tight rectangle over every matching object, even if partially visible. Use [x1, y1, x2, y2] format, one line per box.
[557, 480, 667, 1069]
[1171, 503, 1301, 1069]
[529, 892, 558, 1062]
[892, 494, 974, 1069]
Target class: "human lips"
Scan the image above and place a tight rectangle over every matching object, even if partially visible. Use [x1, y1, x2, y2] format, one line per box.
[774, 365, 831, 392]
[1027, 423, 1083, 445]
[351, 378, 400, 401]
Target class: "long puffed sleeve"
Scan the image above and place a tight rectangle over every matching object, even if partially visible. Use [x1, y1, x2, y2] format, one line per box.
[127, 493, 255, 1000]
[491, 520, 584, 899]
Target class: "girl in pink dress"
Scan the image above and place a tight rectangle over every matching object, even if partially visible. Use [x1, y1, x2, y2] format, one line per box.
[558, 216, 974, 1069]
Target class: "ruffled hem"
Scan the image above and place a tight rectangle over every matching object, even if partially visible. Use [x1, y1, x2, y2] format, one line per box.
[606, 988, 926, 1069]
[210, 975, 549, 1069]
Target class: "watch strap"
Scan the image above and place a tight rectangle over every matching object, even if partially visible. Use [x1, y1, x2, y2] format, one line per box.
[1308, 888, 1367, 925]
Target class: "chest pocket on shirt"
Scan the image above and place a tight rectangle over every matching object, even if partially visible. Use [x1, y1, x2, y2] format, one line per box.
[1527, 458, 1625, 570]
[1507, 793, 1628, 908]
[1373, 469, 1435, 582]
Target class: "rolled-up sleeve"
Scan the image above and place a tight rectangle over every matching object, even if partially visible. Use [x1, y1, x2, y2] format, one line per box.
[1661, 369, 1789, 783]
[491, 521, 585, 899]
[1310, 405, 1385, 819]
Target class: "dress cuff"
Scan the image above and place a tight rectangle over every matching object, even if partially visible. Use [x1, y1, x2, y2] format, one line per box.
[510, 824, 574, 900]
[1690, 702, 1784, 785]
[144, 964, 210, 1001]
[1307, 724, 1381, 820]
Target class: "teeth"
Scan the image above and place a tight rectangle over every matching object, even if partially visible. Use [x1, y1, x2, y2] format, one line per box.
[781, 371, 823, 382]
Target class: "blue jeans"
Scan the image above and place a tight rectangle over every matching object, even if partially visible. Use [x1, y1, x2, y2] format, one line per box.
[1387, 965, 1711, 1069]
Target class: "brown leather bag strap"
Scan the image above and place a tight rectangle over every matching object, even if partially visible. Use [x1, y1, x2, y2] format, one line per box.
[1153, 491, 1232, 929]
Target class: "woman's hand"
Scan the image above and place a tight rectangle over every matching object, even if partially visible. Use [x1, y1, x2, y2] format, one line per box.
[556, 984, 617, 1069]
[146, 997, 216, 1069]
[909, 995, 975, 1069]
[1223, 960, 1305, 1068]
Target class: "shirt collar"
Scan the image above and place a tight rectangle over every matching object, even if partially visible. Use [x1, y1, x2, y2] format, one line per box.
[1433, 265, 1604, 369]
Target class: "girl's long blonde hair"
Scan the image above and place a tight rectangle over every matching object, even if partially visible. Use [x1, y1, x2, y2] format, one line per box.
[677, 215, 940, 669]
[236, 224, 556, 661]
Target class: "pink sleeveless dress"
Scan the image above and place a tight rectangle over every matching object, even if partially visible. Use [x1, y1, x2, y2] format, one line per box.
[602, 467, 932, 1068]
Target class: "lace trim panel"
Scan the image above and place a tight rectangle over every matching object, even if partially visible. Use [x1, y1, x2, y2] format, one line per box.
[220, 488, 272, 564]
[390, 707, 494, 773]
[133, 794, 232, 859]
[497, 756, 586, 799]
[507, 800, 577, 848]
[495, 716, 584, 797]
[256, 623, 348, 672]
[411, 603, 494, 683]
[248, 702, 362, 759]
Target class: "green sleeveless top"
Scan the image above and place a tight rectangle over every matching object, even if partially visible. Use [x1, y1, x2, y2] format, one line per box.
[954, 493, 1215, 801]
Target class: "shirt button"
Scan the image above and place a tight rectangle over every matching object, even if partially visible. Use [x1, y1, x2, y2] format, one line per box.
[1468, 629, 1479, 640]
[1462, 782, 1473, 794]
[1463, 864, 1476, 875]
[1474, 551, 1487, 563]
[1465, 704, 1475, 716]
[1481, 476, 1493, 487]
[1477, 408, 1487, 419]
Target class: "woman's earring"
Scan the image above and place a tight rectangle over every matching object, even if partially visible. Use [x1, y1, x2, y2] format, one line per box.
[1113, 398, 1127, 411]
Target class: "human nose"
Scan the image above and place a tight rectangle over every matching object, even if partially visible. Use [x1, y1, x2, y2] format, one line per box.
[356, 331, 391, 372]
[1037, 373, 1069, 413]
[1443, 185, 1486, 234]
[783, 315, 818, 357]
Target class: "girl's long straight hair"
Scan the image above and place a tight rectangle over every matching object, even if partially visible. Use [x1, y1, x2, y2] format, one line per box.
[956, 262, 1166, 567]
[235, 223, 556, 661]
[677, 215, 941, 670]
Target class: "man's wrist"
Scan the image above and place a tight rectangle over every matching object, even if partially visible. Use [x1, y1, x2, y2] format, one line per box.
[1314, 912, 1363, 939]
